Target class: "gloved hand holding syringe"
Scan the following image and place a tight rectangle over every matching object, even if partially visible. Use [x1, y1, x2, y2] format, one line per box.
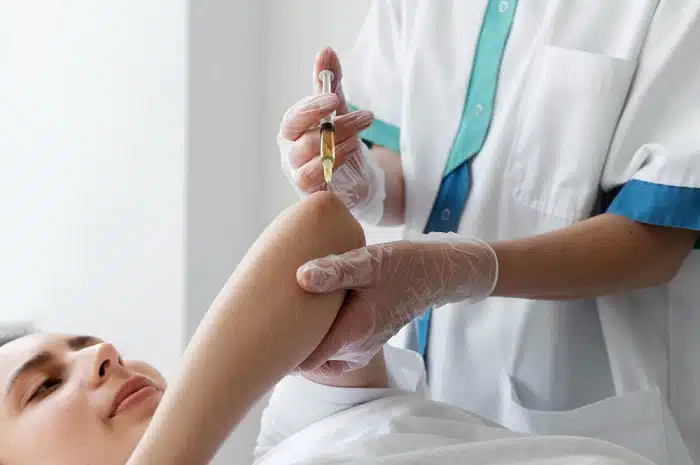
[278, 47, 387, 225]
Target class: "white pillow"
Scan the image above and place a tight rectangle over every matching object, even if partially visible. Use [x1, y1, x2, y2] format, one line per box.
[0, 322, 35, 345]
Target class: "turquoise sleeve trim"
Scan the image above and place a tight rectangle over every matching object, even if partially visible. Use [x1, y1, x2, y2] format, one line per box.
[348, 103, 401, 153]
[607, 179, 700, 248]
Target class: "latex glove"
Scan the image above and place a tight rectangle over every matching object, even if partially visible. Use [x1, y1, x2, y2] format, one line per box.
[295, 232, 499, 376]
[278, 47, 387, 225]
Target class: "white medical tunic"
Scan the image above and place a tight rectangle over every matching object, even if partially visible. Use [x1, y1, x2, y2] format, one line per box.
[342, 0, 700, 462]
[254, 346, 660, 465]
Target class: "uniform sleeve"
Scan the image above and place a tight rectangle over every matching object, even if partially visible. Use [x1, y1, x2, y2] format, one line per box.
[344, 0, 407, 153]
[602, 2, 700, 246]
[254, 345, 427, 459]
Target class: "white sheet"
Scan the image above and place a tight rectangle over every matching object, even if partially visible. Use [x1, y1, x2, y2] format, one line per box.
[254, 347, 655, 465]
[256, 394, 654, 464]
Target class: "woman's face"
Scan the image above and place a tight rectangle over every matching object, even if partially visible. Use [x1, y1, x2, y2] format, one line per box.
[0, 332, 166, 465]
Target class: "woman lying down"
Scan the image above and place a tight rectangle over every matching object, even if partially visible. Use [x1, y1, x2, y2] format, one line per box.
[0, 192, 655, 465]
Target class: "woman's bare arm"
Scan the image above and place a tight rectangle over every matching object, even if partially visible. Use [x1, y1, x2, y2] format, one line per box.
[126, 192, 370, 465]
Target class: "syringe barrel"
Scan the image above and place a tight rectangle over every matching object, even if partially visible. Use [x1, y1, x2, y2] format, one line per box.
[318, 70, 336, 124]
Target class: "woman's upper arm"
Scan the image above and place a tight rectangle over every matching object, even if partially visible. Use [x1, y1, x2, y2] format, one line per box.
[126, 192, 366, 465]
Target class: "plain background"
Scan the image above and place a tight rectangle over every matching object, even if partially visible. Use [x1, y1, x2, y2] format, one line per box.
[0, 1, 400, 464]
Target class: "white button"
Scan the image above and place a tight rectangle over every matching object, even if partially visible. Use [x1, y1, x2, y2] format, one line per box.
[499, 1, 509, 12]
[441, 208, 451, 221]
[475, 103, 485, 116]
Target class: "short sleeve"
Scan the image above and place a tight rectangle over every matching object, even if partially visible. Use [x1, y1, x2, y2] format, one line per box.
[602, 2, 700, 245]
[344, 0, 407, 153]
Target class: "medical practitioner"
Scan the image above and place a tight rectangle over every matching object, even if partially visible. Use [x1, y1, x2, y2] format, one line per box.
[278, 1, 700, 463]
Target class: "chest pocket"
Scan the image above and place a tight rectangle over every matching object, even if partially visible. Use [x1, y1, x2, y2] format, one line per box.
[507, 46, 637, 223]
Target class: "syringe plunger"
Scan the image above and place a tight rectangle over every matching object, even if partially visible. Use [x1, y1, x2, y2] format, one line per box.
[319, 69, 334, 93]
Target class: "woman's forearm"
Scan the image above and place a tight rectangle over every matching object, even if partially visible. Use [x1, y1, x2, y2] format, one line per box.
[127, 192, 366, 465]
[491, 213, 697, 300]
[372, 146, 405, 227]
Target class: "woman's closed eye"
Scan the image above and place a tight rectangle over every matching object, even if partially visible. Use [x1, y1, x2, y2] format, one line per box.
[28, 377, 62, 402]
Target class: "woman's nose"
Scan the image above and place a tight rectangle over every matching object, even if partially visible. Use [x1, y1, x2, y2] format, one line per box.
[87, 343, 122, 387]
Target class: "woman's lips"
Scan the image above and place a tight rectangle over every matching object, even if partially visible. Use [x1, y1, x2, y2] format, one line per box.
[113, 385, 159, 416]
[110, 376, 160, 418]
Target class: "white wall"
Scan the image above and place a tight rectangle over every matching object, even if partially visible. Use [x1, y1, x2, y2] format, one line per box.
[0, 3, 260, 463]
[0, 1, 187, 380]
[187, 2, 265, 464]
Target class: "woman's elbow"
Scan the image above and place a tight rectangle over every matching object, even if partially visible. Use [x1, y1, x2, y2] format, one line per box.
[297, 191, 367, 252]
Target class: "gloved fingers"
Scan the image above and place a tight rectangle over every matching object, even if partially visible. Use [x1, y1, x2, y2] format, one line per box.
[294, 158, 325, 193]
[329, 159, 373, 211]
[294, 137, 365, 192]
[332, 110, 373, 147]
[279, 93, 340, 141]
[313, 47, 349, 115]
[288, 156, 372, 211]
[287, 132, 320, 170]
[297, 246, 378, 292]
[299, 293, 378, 373]
[297, 325, 346, 373]
[287, 110, 373, 170]
[298, 349, 374, 377]
[306, 360, 352, 378]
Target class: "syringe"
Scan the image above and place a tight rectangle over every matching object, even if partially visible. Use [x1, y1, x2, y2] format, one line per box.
[318, 70, 336, 185]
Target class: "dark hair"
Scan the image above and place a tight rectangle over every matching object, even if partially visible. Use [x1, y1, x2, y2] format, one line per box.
[0, 326, 34, 464]
[0, 324, 34, 348]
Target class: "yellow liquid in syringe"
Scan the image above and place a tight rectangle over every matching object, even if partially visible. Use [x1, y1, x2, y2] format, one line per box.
[320, 122, 335, 184]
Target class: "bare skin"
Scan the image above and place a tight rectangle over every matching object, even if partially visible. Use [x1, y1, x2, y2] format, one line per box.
[0, 333, 167, 465]
[0, 191, 387, 465]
